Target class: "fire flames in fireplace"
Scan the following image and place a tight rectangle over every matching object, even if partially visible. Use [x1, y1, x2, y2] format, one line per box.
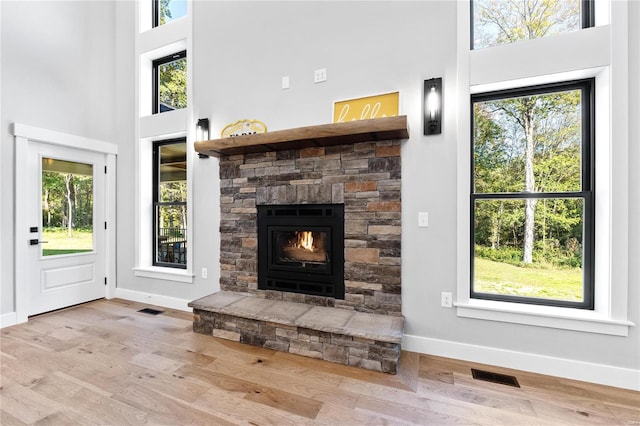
[296, 231, 315, 251]
[280, 231, 327, 264]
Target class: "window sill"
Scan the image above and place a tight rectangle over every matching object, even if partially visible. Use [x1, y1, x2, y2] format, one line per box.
[456, 299, 634, 336]
[133, 266, 194, 283]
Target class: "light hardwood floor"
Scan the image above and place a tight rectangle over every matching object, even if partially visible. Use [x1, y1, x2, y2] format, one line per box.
[1, 299, 638, 425]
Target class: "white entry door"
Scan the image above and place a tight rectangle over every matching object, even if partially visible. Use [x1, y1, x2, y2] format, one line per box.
[26, 141, 107, 316]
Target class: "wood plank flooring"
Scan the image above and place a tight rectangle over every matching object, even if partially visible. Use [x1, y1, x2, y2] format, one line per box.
[1, 299, 638, 425]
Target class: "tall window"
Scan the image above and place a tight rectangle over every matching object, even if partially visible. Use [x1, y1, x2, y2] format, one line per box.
[152, 51, 187, 114]
[153, 139, 187, 268]
[471, 0, 594, 49]
[152, 0, 187, 27]
[471, 79, 594, 309]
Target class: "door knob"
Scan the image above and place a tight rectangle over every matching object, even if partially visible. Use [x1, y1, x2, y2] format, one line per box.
[29, 239, 49, 245]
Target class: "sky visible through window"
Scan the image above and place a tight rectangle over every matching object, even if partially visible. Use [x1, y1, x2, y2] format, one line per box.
[473, 0, 581, 49]
[160, 0, 187, 25]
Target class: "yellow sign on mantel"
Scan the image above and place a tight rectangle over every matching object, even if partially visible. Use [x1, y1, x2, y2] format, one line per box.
[333, 91, 399, 123]
[220, 119, 267, 138]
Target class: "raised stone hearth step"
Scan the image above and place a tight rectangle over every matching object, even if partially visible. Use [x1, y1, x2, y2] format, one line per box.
[188, 291, 404, 374]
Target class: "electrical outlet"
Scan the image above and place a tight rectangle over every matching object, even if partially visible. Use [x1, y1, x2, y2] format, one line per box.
[441, 292, 453, 308]
[201, 267, 208, 279]
[282, 75, 290, 89]
[314, 68, 327, 83]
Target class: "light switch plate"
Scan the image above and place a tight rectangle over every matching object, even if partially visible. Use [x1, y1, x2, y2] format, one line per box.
[418, 212, 429, 227]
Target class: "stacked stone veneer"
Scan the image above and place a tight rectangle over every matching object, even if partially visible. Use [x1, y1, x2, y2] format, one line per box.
[193, 311, 401, 373]
[190, 293, 403, 374]
[218, 140, 402, 316]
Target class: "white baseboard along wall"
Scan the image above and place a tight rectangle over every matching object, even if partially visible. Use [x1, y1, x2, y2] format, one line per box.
[403, 334, 640, 392]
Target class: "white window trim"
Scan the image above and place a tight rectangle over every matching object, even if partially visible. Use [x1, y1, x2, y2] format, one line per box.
[133, 266, 194, 283]
[134, 0, 194, 284]
[456, 0, 633, 336]
[134, 126, 194, 284]
[139, 39, 187, 118]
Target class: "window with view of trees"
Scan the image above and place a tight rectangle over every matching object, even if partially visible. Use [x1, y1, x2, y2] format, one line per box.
[471, 0, 593, 49]
[152, 51, 187, 114]
[153, 139, 187, 268]
[153, 0, 187, 27]
[471, 80, 594, 308]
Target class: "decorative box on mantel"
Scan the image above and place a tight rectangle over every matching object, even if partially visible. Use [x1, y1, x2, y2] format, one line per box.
[191, 116, 409, 374]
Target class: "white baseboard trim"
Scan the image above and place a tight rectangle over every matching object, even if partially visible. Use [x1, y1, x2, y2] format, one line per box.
[0, 312, 17, 329]
[403, 334, 640, 391]
[113, 288, 191, 312]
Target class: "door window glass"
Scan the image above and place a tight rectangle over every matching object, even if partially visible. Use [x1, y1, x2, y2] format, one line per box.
[41, 158, 93, 256]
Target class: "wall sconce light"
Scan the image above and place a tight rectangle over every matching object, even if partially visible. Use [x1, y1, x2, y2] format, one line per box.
[196, 118, 210, 158]
[423, 78, 442, 135]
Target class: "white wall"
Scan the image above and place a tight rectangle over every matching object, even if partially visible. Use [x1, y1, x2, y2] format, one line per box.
[1, 0, 115, 315]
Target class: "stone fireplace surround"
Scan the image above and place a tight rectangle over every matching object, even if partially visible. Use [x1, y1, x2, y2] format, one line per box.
[218, 140, 402, 314]
[189, 118, 406, 373]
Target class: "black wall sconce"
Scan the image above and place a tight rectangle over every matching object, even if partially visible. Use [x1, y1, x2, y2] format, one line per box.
[424, 78, 442, 135]
[196, 118, 210, 158]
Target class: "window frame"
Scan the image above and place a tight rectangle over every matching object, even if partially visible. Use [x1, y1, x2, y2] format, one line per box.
[470, 0, 596, 50]
[152, 0, 160, 28]
[152, 0, 187, 28]
[152, 137, 187, 269]
[470, 78, 595, 309]
[152, 50, 187, 114]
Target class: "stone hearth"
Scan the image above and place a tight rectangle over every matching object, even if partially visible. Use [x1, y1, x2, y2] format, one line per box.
[189, 292, 403, 373]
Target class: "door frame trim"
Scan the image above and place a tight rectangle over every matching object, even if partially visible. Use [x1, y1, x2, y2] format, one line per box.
[13, 123, 118, 324]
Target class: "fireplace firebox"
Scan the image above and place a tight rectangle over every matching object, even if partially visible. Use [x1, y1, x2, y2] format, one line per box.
[257, 204, 344, 299]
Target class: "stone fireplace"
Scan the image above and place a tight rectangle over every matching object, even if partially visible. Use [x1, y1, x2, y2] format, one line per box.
[189, 117, 407, 373]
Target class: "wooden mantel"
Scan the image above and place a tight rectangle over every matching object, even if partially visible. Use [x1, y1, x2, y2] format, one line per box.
[194, 115, 409, 157]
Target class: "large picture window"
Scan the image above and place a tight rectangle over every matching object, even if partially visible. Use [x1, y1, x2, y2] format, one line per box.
[471, 79, 594, 309]
[471, 0, 594, 50]
[153, 139, 187, 268]
[152, 51, 187, 114]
